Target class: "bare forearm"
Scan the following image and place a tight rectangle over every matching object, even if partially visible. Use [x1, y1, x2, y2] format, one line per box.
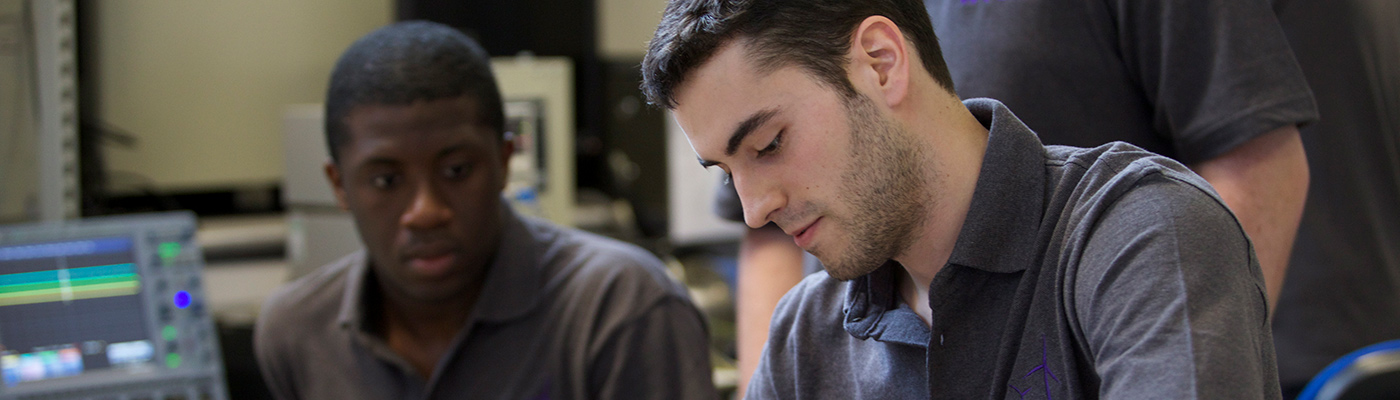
[735, 224, 806, 396]
[1190, 125, 1309, 314]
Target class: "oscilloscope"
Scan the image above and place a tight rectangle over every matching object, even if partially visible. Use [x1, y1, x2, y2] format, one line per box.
[0, 212, 227, 399]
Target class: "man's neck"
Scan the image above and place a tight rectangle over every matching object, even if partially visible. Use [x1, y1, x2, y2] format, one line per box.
[382, 290, 476, 340]
[377, 280, 483, 379]
[898, 265, 934, 325]
[890, 90, 989, 326]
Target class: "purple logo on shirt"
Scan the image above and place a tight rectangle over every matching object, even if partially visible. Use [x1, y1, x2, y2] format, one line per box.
[1009, 335, 1060, 399]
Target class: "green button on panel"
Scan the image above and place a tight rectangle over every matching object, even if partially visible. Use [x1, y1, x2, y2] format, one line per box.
[165, 353, 182, 369]
[158, 242, 181, 266]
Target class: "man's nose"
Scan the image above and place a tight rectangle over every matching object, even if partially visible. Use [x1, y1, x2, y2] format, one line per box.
[737, 173, 783, 230]
[401, 183, 453, 230]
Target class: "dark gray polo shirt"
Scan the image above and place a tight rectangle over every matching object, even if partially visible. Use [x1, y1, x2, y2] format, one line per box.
[254, 207, 716, 400]
[1271, 0, 1400, 394]
[924, 0, 1315, 165]
[746, 99, 1279, 399]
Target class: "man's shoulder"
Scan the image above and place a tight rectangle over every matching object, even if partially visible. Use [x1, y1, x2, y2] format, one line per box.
[769, 271, 847, 338]
[253, 252, 366, 399]
[538, 218, 666, 270]
[525, 217, 691, 310]
[257, 252, 359, 338]
[1047, 142, 1227, 218]
[1053, 157, 1273, 399]
[1049, 142, 1205, 186]
[1045, 141, 1254, 284]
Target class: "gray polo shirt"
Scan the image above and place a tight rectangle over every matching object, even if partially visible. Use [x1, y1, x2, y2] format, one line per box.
[746, 99, 1279, 399]
[254, 207, 716, 400]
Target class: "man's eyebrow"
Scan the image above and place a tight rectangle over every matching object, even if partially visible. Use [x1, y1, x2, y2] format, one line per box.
[354, 142, 475, 170]
[360, 157, 399, 168]
[436, 143, 471, 159]
[725, 108, 781, 157]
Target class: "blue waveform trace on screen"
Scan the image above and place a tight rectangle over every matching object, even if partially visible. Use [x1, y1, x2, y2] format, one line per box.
[0, 238, 133, 262]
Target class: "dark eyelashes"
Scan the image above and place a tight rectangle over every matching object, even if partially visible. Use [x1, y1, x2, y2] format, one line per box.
[720, 130, 784, 185]
[757, 131, 783, 157]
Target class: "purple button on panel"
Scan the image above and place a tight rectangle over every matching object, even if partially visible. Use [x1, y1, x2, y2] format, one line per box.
[173, 291, 191, 309]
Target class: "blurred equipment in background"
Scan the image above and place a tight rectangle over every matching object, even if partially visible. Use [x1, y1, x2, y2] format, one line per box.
[395, 0, 615, 207]
[1297, 340, 1400, 400]
[280, 104, 363, 282]
[599, 59, 669, 241]
[0, 212, 228, 399]
[0, 0, 80, 224]
[665, 112, 745, 247]
[494, 56, 577, 227]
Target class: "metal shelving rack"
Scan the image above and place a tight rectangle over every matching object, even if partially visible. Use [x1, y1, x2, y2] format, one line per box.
[32, 0, 79, 221]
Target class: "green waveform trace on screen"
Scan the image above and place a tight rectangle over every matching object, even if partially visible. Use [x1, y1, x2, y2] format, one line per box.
[0, 263, 142, 306]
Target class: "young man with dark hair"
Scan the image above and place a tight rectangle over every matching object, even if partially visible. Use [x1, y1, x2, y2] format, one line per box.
[255, 21, 716, 399]
[643, 0, 1280, 398]
[723, 0, 1318, 392]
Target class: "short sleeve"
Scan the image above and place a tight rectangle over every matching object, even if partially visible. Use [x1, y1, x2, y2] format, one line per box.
[1074, 175, 1279, 398]
[1111, 0, 1317, 163]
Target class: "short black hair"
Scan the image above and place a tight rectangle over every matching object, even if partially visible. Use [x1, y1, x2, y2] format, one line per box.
[324, 20, 504, 163]
[641, 0, 955, 109]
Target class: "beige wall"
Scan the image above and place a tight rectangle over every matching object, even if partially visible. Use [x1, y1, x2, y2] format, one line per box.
[597, 0, 667, 59]
[93, 0, 669, 193]
[93, 0, 392, 192]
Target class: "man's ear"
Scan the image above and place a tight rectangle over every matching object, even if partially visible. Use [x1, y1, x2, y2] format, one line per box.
[848, 15, 911, 108]
[324, 161, 350, 211]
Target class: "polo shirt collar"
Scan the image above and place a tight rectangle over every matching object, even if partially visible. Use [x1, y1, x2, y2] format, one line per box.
[844, 261, 932, 347]
[335, 250, 370, 330]
[470, 205, 549, 322]
[945, 98, 1046, 274]
[336, 203, 548, 332]
[842, 98, 1046, 341]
